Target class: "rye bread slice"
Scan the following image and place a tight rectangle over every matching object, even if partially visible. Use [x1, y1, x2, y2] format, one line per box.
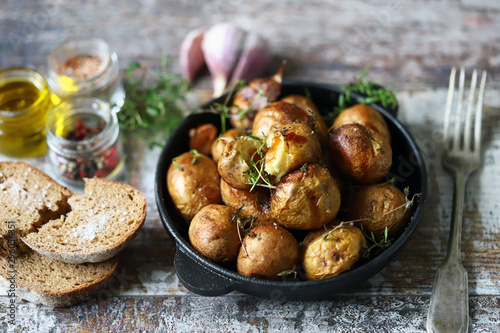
[23, 177, 146, 264]
[0, 162, 72, 256]
[0, 250, 118, 307]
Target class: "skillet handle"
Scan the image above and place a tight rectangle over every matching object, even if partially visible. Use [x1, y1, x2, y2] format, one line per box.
[174, 247, 238, 296]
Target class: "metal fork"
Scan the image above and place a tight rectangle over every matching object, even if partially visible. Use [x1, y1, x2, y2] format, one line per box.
[426, 67, 487, 333]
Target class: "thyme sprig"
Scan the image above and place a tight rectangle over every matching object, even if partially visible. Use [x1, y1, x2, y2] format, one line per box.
[231, 204, 257, 257]
[241, 136, 276, 191]
[333, 65, 398, 116]
[321, 222, 346, 240]
[172, 149, 203, 171]
[118, 54, 189, 148]
[362, 225, 392, 259]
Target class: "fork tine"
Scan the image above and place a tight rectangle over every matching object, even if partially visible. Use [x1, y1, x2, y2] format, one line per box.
[474, 70, 487, 152]
[464, 69, 478, 151]
[443, 67, 456, 150]
[453, 67, 466, 150]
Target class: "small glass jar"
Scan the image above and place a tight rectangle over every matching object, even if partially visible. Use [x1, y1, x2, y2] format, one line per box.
[47, 38, 125, 109]
[0, 67, 52, 157]
[46, 97, 124, 186]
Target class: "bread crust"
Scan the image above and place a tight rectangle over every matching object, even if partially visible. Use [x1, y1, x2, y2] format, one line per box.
[22, 178, 147, 264]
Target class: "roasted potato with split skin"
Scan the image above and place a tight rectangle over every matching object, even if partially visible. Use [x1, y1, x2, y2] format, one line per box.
[342, 183, 411, 238]
[167, 152, 222, 220]
[237, 224, 298, 280]
[264, 122, 322, 181]
[188, 204, 243, 264]
[218, 135, 266, 191]
[220, 179, 274, 226]
[211, 128, 246, 164]
[280, 94, 329, 145]
[329, 123, 392, 185]
[332, 104, 391, 143]
[300, 220, 366, 280]
[270, 164, 341, 230]
[251, 101, 310, 138]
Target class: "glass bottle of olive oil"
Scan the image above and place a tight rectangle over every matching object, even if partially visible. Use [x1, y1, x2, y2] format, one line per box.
[0, 68, 52, 157]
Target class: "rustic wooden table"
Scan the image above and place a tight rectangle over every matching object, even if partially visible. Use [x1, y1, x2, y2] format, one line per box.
[1, 1, 500, 332]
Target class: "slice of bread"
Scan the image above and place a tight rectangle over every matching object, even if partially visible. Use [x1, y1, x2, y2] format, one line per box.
[23, 177, 147, 264]
[0, 162, 72, 256]
[0, 249, 118, 307]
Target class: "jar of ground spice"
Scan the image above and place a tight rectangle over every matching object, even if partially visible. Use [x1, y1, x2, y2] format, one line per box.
[46, 97, 124, 186]
[47, 38, 125, 109]
[0, 67, 53, 157]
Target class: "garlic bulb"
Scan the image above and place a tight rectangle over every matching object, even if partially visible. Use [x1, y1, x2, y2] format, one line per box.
[179, 28, 206, 82]
[180, 23, 272, 97]
[229, 31, 271, 86]
[201, 23, 246, 97]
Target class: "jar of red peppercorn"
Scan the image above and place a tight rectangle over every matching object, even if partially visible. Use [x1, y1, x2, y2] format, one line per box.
[47, 38, 125, 109]
[46, 97, 124, 186]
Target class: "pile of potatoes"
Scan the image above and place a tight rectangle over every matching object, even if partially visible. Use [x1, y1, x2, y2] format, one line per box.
[167, 68, 411, 281]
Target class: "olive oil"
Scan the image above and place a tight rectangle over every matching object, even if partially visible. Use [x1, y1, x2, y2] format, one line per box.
[0, 81, 40, 111]
[0, 68, 52, 157]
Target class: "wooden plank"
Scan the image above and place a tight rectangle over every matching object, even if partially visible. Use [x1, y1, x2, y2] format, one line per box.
[1, 295, 499, 332]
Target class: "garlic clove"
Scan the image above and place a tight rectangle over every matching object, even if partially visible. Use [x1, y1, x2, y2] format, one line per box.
[229, 32, 271, 86]
[179, 27, 206, 82]
[201, 22, 246, 97]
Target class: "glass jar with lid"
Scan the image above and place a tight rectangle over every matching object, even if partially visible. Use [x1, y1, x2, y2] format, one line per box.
[0, 67, 53, 157]
[47, 38, 125, 109]
[46, 97, 124, 187]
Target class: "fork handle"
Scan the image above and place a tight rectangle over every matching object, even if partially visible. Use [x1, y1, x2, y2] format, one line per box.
[427, 171, 470, 333]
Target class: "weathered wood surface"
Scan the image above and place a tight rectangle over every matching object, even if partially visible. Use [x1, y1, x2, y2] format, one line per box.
[1, 0, 500, 332]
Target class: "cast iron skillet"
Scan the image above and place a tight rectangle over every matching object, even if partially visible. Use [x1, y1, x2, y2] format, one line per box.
[155, 81, 427, 301]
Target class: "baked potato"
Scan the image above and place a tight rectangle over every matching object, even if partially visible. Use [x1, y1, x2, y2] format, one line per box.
[251, 101, 309, 138]
[332, 104, 391, 143]
[167, 151, 222, 220]
[329, 123, 392, 184]
[237, 224, 298, 280]
[220, 179, 273, 226]
[218, 135, 266, 191]
[264, 122, 322, 181]
[280, 94, 329, 145]
[211, 128, 246, 164]
[270, 164, 341, 230]
[300, 220, 366, 280]
[342, 183, 411, 237]
[189, 123, 218, 155]
[188, 204, 242, 264]
[230, 64, 284, 129]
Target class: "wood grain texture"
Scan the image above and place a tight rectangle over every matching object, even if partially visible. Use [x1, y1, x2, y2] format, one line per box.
[1, 0, 500, 331]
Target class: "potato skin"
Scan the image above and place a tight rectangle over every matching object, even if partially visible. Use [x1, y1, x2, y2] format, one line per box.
[264, 122, 321, 181]
[237, 224, 298, 280]
[189, 123, 218, 155]
[189, 204, 242, 264]
[329, 123, 392, 185]
[332, 104, 391, 143]
[280, 94, 329, 145]
[167, 152, 221, 220]
[220, 179, 274, 226]
[211, 128, 246, 164]
[251, 101, 309, 138]
[218, 136, 265, 191]
[270, 164, 341, 230]
[300, 220, 366, 280]
[343, 183, 411, 237]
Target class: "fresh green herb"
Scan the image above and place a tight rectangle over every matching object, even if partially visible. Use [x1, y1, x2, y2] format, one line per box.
[118, 54, 189, 148]
[321, 222, 346, 240]
[172, 149, 203, 171]
[332, 65, 398, 116]
[362, 225, 392, 259]
[277, 267, 298, 279]
[241, 137, 275, 191]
